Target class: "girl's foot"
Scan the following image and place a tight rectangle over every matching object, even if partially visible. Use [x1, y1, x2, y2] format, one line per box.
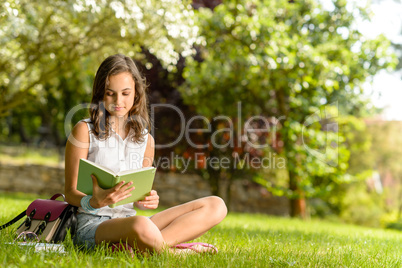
[170, 242, 218, 254]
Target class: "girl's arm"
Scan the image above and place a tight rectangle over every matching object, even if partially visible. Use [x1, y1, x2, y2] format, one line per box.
[142, 133, 155, 168]
[135, 134, 159, 210]
[65, 122, 133, 208]
[64, 121, 91, 207]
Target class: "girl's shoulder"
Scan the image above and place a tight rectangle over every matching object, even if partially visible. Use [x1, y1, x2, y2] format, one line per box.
[68, 120, 90, 145]
[80, 118, 93, 126]
[77, 118, 95, 131]
[146, 133, 154, 145]
[141, 130, 154, 145]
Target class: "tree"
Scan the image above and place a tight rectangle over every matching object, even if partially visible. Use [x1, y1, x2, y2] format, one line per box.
[0, 0, 200, 145]
[180, 0, 396, 217]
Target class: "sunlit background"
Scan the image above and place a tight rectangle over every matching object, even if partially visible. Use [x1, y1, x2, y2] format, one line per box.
[1, 0, 402, 228]
[359, 0, 402, 120]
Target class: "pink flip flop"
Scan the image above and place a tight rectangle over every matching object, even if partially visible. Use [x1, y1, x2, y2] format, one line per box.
[171, 242, 218, 254]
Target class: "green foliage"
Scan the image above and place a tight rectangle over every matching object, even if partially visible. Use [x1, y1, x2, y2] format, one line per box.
[0, 0, 200, 146]
[365, 121, 402, 220]
[180, 0, 396, 216]
[339, 183, 384, 227]
[317, 120, 402, 226]
[386, 221, 402, 232]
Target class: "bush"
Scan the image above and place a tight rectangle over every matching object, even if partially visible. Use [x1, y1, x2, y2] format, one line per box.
[339, 183, 384, 227]
[386, 222, 402, 231]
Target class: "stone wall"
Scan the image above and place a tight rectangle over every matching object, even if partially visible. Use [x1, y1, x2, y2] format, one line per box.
[0, 163, 289, 215]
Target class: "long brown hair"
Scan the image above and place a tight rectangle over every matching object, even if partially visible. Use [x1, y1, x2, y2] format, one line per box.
[89, 54, 150, 143]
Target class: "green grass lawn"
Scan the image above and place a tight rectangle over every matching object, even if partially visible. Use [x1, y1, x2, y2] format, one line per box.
[1, 192, 402, 267]
[0, 145, 62, 166]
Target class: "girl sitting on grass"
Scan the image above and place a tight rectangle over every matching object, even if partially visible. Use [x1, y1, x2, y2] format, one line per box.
[64, 54, 227, 255]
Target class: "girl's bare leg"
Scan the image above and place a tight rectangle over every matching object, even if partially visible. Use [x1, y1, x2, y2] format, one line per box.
[94, 196, 227, 254]
[95, 215, 166, 253]
[150, 196, 227, 246]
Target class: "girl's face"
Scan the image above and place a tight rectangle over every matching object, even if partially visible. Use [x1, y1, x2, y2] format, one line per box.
[104, 72, 135, 120]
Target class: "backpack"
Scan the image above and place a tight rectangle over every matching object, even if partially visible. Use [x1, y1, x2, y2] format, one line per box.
[0, 193, 78, 243]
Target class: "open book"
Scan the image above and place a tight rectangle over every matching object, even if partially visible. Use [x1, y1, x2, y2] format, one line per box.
[77, 158, 156, 208]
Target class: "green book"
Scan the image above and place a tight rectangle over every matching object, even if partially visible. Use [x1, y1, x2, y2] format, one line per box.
[77, 158, 156, 208]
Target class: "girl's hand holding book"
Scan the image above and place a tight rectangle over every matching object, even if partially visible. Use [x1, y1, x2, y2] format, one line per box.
[89, 174, 135, 208]
[135, 190, 159, 210]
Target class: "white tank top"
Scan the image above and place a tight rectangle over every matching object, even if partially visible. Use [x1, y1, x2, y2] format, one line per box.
[78, 118, 149, 218]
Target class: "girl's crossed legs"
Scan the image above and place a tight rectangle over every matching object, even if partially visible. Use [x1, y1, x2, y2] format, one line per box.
[94, 196, 227, 253]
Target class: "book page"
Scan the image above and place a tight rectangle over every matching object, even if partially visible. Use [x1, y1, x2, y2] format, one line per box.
[117, 166, 155, 176]
[80, 158, 116, 175]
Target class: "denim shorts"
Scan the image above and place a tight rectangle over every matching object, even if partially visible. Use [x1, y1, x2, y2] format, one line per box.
[73, 213, 111, 250]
